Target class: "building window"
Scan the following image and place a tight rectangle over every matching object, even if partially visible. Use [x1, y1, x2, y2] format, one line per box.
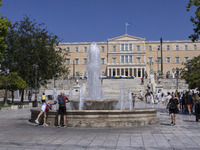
[121, 55, 124, 63]
[167, 45, 170, 51]
[129, 44, 132, 51]
[184, 57, 189, 63]
[136, 57, 141, 63]
[166, 57, 170, 63]
[75, 58, 79, 65]
[185, 45, 188, 50]
[84, 47, 87, 52]
[125, 44, 128, 51]
[157, 45, 161, 51]
[137, 45, 140, 51]
[75, 47, 79, 52]
[175, 45, 179, 50]
[101, 58, 105, 64]
[66, 59, 70, 65]
[112, 58, 116, 63]
[129, 55, 133, 63]
[84, 58, 87, 65]
[101, 46, 105, 52]
[148, 46, 152, 51]
[148, 57, 153, 63]
[121, 44, 124, 51]
[194, 44, 197, 50]
[113, 46, 116, 51]
[67, 47, 70, 52]
[125, 55, 128, 63]
[175, 57, 180, 63]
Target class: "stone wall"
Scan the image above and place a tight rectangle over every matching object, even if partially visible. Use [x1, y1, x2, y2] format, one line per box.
[30, 108, 157, 128]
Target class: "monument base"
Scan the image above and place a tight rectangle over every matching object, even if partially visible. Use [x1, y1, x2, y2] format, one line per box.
[30, 109, 157, 128]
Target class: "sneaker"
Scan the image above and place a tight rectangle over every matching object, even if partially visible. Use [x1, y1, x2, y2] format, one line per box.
[173, 123, 176, 125]
[171, 122, 174, 126]
[35, 120, 39, 124]
[43, 123, 48, 126]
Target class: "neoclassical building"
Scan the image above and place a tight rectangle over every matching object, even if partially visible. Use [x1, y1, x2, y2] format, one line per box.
[58, 34, 200, 78]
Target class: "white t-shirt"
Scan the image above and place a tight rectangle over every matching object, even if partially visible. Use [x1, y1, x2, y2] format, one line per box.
[166, 95, 172, 103]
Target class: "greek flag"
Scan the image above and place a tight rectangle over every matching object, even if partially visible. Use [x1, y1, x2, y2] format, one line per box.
[126, 22, 131, 27]
[125, 22, 131, 34]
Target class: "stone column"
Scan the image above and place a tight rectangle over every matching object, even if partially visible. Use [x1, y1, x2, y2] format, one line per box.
[141, 68, 143, 77]
[111, 68, 113, 76]
[136, 68, 138, 77]
[120, 68, 122, 76]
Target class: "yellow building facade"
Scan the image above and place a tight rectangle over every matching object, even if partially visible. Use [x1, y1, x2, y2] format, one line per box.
[58, 34, 200, 78]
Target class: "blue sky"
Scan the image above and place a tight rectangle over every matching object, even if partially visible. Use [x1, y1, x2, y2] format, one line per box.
[0, 0, 195, 42]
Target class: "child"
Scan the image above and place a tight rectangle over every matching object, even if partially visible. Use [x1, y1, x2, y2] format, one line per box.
[35, 101, 57, 126]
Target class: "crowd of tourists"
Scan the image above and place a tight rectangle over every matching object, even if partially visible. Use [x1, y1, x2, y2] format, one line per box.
[144, 89, 200, 125]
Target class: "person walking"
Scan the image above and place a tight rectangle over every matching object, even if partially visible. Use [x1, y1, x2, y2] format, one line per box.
[169, 93, 180, 126]
[57, 92, 70, 127]
[35, 101, 57, 126]
[186, 91, 194, 116]
[150, 92, 154, 105]
[28, 91, 32, 102]
[165, 92, 171, 114]
[132, 93, 135, 108]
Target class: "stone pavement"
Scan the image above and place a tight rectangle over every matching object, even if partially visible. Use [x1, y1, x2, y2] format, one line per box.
[0, 101, 200, 150]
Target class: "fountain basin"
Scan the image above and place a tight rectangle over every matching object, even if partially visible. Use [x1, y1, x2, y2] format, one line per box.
[70, 99, 118, 110]
[30, 108, 157, 127]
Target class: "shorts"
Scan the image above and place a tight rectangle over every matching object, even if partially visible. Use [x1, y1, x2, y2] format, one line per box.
[187, 104, 192, 109]
[41, 104, 46, 114]
[58, 106, 66, 115]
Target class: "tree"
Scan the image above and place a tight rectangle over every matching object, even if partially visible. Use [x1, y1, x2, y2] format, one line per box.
[0, 72, 26, 103]
[3, 16, 68, 101]
[0, 0, 11, 62]
[7, 72, 26, 103]
[181, 55, 200, 90]
[187, 0, 200, 41]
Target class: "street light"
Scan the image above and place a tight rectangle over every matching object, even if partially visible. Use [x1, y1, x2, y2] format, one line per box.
[3, 68, 10, 106]
[172, 67, 183, 92]
[187, 62, 191, 91]
[33, 64, 39, 107]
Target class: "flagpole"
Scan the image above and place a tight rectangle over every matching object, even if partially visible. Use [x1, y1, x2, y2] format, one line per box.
[125, 24, 127, 34]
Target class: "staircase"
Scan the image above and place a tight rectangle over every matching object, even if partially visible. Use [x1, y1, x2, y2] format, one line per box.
[101, 78, 148, 100]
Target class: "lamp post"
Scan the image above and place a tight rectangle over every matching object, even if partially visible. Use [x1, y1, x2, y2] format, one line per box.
[172, 67, 183, 92]
[33, 64, 39, 107]
[187, 62, 191, 91]
[4, 68, 10, 106]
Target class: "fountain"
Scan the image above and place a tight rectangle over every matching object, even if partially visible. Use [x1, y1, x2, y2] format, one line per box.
[30, 43, 157, 127]
[69, 43, 118, 110]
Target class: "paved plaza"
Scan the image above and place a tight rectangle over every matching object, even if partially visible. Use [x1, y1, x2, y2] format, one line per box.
[0, 101, 200, 150]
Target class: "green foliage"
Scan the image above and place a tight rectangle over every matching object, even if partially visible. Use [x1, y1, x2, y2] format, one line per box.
[0, 72, 26, 91]
[3, 16, 68, 89]
[7, 72, 27, 91]
[181, 55, 200, 90]
[187, 0, 200, 41]
[0, 1, 11, 62]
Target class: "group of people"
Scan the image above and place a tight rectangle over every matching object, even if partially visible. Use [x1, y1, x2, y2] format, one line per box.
[35, 92, 70, 127]
[144, 89, 200, 125]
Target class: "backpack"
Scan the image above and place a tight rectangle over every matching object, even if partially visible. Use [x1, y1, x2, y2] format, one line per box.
[45, 105, 49, 111]
[58, 96, 65, 106]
